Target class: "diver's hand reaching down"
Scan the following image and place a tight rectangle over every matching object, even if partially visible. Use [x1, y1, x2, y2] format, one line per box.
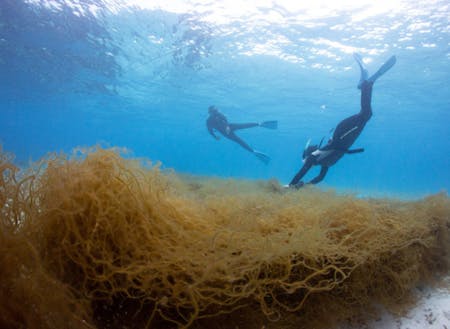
[291, 181, 305, 189]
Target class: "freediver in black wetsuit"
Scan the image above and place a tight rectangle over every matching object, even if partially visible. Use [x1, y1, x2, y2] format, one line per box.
[289, 53, 396, 188]
[206, 106, 278, 164]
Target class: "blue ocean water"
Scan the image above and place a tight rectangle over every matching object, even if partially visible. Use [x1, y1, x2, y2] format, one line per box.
[0, 0, 449, 198]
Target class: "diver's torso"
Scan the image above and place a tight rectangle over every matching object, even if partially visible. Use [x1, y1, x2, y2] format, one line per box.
[313, 149, 346, 167]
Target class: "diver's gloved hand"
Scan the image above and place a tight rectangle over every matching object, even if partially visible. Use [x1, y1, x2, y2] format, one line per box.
[291, 181, 305, 189]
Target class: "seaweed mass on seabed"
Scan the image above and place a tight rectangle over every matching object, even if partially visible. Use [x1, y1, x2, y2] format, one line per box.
[1, 147, 449, 329]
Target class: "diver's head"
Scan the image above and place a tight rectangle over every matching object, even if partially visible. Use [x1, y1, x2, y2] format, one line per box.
[208, 105, 218, 114]
[303, 144, 319, 162]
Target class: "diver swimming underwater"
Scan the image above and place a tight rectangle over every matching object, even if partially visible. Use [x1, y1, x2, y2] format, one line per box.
[289, 53, 397, 188]
[206, 105, 278, 164]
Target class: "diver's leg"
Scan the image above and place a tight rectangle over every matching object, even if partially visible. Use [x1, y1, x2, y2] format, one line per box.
[228, 132, 270, 163]
[358, 54, 396, 119]
[227, 132, 254, 152]
[359, 80, 373, 121]
[332, 83, 372, 146]
[229, 123, 259, 131]
[330, 54, 395, 147]
[332, 114, 364, 143]
[330, 79, 372, 147]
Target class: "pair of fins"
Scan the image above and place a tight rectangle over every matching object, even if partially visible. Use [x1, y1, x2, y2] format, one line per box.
[348, 55, 395, 156]
[354, 52, 397, 88]
[254, 120, 278, 164]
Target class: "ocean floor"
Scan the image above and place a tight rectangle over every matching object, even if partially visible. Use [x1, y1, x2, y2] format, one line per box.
[340, 283, 450, 329]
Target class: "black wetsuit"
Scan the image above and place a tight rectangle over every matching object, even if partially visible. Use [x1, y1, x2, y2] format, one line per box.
[206, 110, 259, 153]
[289, 80, 373, 186]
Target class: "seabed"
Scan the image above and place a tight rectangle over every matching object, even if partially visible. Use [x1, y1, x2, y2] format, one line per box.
[1, 147, 449, 329]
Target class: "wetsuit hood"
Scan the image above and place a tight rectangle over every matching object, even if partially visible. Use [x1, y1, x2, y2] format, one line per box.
[208, 105, 218, 114]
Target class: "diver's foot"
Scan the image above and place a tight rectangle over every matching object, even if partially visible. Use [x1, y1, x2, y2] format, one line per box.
[253, 151, 270, 164]
[357, 70, 369, 89]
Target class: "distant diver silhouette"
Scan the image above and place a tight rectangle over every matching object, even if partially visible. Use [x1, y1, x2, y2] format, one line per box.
[206, 105, 278, 164]
[289, 53, 396, 188]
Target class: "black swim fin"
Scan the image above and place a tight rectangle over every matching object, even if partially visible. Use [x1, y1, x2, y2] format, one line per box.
[260, 121, 278, 129]
[368, 55, 396, 83]
[353, 53, 368, 89]
[354, 53, 396, 88]
[253, 151, 270, 164]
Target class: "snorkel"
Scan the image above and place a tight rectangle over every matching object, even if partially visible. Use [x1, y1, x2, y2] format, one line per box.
[302, 139, 311, 162]
[302, 139, 319, 163]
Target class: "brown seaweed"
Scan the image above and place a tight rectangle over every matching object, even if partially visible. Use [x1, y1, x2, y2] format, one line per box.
[1, 147, 449, 329]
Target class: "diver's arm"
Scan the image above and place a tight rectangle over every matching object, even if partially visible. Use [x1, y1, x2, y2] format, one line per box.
[289, 159, 313, 187]
[308, 166, 328, 184]
[206, 121, 220, 140]
[208, 127, 219, 140]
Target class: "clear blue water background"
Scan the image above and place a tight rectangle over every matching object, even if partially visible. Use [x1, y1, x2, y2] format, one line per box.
[1, 0, 449, 198]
